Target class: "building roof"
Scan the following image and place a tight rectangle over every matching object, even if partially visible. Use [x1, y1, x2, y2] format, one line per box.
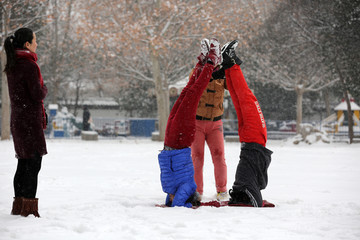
[58, 97, 119, 107]
[334, 100, 360, 111]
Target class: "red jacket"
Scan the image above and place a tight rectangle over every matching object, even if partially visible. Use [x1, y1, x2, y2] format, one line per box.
[6, 52, 48, 159]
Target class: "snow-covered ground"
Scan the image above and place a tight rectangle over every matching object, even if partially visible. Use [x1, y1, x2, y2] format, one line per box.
[0, 138, 359, 240]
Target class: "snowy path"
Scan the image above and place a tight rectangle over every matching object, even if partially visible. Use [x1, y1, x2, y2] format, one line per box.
[0, 139, 359, 240]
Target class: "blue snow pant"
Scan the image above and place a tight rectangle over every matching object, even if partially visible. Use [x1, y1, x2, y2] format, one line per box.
[158, 147, 197, 208]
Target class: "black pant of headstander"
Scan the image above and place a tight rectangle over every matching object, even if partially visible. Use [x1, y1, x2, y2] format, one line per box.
[13, 153, 42, 198]
[232, 142, 272, 207]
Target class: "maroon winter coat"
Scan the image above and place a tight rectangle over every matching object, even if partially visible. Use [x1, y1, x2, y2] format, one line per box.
[6, 54, 48, 159]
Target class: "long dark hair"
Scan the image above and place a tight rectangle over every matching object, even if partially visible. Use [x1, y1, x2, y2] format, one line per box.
[3, 28, 34, 73]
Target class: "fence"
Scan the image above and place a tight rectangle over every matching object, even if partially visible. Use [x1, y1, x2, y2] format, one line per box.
[223, 119, 360, 141]
[0, 114, 359, 141]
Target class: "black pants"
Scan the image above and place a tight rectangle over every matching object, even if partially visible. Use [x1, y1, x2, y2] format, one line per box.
[232, 142, 272, 206]
[13, 153, 42, 198]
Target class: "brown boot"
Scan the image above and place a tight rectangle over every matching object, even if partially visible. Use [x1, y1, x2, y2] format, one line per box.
[11, 197, 23, 215]
[20, 198, 40, 217]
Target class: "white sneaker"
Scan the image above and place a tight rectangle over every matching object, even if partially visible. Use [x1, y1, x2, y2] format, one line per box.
[216, 191, 229, 201]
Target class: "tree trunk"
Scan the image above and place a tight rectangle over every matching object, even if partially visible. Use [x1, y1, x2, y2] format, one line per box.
[295, 85, 304, 134]
[151, 48, 169, 141]
[52, 0, 59, 104]
[1, 10, 10, 140]
[323, 88, 331, 117]
[149, 0, 168, 141]
[335, 61, 354, 143]
[343, 92, 354, 144]
[73, 75, 81, 117]
[1, 49, 10, 140]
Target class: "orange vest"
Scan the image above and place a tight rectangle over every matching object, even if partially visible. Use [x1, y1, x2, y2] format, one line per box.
[196, 78, 226, 121]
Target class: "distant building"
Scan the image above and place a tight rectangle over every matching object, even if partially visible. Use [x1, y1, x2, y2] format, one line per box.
[334, 97, 360, 132]
[57, 97, 122, 118]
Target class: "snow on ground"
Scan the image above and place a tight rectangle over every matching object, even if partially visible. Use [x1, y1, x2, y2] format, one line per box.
[0, 138, 360, 240]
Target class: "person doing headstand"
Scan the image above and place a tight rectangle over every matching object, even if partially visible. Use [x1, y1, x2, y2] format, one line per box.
[158, 38, 222, 207]
[221, 40, 273, 207]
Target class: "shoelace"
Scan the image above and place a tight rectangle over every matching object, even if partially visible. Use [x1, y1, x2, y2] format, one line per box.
[245, 189, 258, 207]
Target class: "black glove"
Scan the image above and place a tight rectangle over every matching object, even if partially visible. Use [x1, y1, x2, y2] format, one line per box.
[212, 67, 225, 80]
[222, 52, 242, 69]
[221, 40, 243, 69]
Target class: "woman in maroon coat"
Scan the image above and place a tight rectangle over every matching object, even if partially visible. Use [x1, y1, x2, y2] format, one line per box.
[4, 28, 47, 217]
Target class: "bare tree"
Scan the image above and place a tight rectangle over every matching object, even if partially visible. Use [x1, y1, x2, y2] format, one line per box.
[323, 0, 360, 143]
[75, 0, 264, 140]
[250, 0, 339, 133]
[40, 0, 77, 104]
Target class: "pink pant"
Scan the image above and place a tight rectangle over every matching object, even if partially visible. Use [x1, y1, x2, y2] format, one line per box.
[191, 120, 227, 195]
